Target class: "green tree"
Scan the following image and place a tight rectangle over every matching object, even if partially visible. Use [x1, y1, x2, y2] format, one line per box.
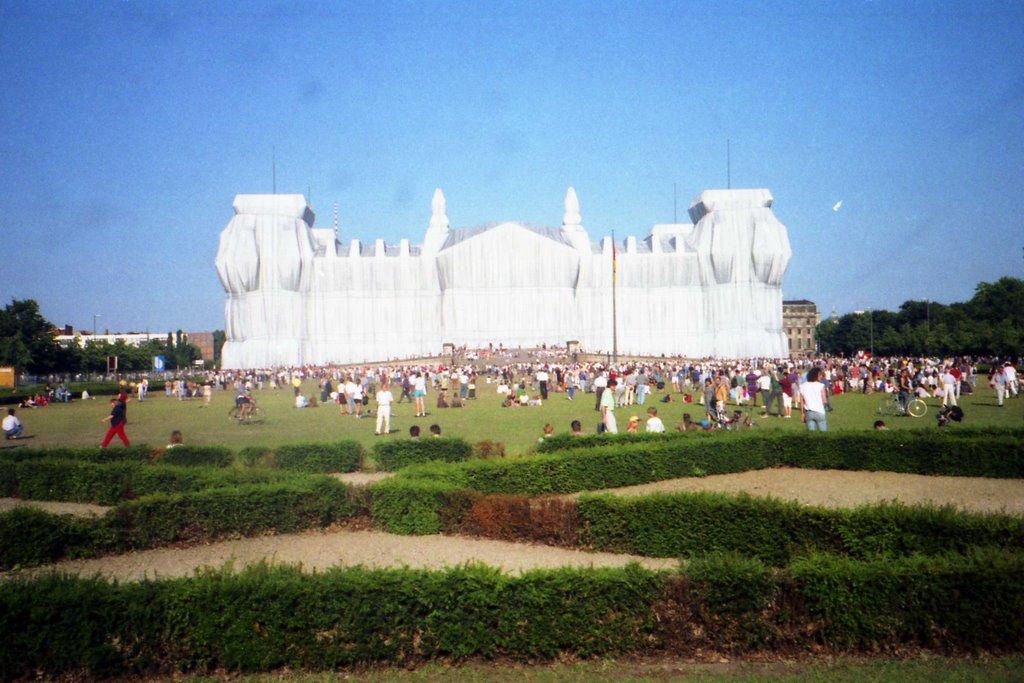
[0, 299, 62, 373]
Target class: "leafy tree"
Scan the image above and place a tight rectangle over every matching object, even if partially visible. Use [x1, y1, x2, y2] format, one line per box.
[0, 299, 62, 373]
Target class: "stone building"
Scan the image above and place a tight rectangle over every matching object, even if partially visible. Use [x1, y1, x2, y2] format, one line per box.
[782, 300, 819, 357]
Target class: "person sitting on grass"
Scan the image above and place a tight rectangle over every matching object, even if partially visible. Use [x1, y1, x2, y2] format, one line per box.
[429, 424, 442, 438]
[3, 408, 24, 440]
[676, 412, 699, 432]
[570, 419, 583, 436]
[436, 390, 449, 409]
[167, 430, 184, 448]
[538, 423, 554, 442]
[409, 425, 421, 440]
[645, 407, 665, 433]
[873, 420, 888, 430]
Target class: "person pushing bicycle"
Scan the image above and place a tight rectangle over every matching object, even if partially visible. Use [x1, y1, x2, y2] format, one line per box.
[235, 381, 254, 423]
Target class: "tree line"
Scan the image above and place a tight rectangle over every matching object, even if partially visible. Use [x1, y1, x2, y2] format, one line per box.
[0, 299, 220, 375]
[816, 277, 1024, 357]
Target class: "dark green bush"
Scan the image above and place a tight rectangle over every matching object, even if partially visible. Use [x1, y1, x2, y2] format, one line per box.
[372, 438, 474, 471]
[4, 553, 1024, 678]
[275, 441, 362, 473]
[791, 549, 1024, 649]
[157, 445, 233, 468]
[579, 492, 1024, 565]
[0, 507, 95, 568]
[369, 478, 473, 534]
[100, 477, 356, 550]
[0, 562, 664, 677]
[238, 445, 273, 467]
[6, 459, 303, 505]
[0, 445, 153, 464]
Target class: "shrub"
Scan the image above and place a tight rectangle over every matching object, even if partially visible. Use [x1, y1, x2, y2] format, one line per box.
[578, 492, 1024, 565]
[473, 440, 506, 459]
[238, 446, 273, 467]
[791, 549, 1024, 650]
[157, 446, 233, 468]
[1, 445, 153, 464]
[372, 438, 474, 471]
[0, 507, 95, 569]
[275, 441, 362, 473]
[687, 552, 777, 650]
[369, 478, 471, 535]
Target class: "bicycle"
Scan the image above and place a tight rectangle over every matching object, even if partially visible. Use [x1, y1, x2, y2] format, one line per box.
[878, 394, 927, 418]
[228, 404, 265, 424]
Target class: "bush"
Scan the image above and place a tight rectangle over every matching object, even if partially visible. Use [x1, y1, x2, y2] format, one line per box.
[369, 478, 472, 535]
[0, 477, 358, 569]
[791, 549, 1024, 649]
[0, 507, 95, 568]
[275, 441, 362, 473]
[4, 554, 1024, 678]
[157, 446, 233, 468]
[372, 438, 474, 471]
[0, 563, 664, 677]
[579, 491, 1024, 565]
[238, 445, 273, 467]
[0, 445, 153, 464]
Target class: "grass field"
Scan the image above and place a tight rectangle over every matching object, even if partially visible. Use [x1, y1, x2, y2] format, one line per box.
[7, 380, 1022, 456]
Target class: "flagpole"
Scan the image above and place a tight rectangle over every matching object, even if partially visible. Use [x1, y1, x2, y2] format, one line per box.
[612, 230, 618, 367]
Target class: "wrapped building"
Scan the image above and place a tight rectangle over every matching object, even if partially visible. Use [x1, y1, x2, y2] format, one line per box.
[215, 187, 792, 368]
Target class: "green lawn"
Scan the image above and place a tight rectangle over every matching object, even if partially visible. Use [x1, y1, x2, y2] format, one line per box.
[7, 381, 1022, 457]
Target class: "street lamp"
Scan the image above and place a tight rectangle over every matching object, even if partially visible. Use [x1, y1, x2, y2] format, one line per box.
[868, 308, 873, 356]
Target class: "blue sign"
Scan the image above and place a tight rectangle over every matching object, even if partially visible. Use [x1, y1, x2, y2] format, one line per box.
[153, 355, 166, 372]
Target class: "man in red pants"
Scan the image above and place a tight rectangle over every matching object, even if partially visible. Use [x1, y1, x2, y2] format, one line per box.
[100, 397, 129, 448]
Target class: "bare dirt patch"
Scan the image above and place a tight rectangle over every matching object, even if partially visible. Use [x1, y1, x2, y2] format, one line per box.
[0, 497, 110, 517]
[10, 527, 678, 582]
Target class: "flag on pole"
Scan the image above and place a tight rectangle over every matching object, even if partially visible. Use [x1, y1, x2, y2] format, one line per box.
[612, 237, 617, 284]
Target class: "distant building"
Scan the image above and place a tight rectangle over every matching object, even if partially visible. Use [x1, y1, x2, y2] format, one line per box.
[783, 300, 819, 357]
[186, 331, 215, 362]
[54, 331, 161, 348]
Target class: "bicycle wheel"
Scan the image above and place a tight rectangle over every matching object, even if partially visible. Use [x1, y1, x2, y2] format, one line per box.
[907, 399, 927, 418]
[248, 407, 265, 424]
[228, 406, 240, 420]
[878, 399, 893, 416]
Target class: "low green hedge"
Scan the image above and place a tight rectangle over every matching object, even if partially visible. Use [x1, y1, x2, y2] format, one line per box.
[274, 441, 363, 473]
[0, 445, 153, 464]
[0, 477, 356, 569]
[372, 438, 474, 471]
[579, 492, 1024, 565]
[3, 459, 306, 505]
[396, 430, 1024, 501]
[157, 446, 233, 468]
[3, 551, 1023, 678]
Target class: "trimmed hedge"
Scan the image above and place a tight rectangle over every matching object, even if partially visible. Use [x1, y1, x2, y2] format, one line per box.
[3, 459, 307, 505]
[3, 552, 1023, 678]
[275, 441, 363, 473]
[0, 445, 153, 464]
[157, 446, 233, 468]
[0, 477, 357, 569]
[578, 491, 1024, 565]
[395, 430, 1024, 501]
[372, 438, 474, 471]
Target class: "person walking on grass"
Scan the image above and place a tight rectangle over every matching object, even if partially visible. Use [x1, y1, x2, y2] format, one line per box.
[375, 381, 393, 435]
[100, 397, 130, 448]
[798, 367, 829, 432]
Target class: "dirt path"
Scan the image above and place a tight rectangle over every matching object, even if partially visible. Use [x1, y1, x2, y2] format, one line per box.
[0, 498, 110, 517]
[576, 468, 1024, 516]
[8, 527, 678, 582]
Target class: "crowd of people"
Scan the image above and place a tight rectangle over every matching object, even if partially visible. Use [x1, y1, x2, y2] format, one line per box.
[4, 349, 1019, 448]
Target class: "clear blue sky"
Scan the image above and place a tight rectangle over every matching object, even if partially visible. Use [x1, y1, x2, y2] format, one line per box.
[2, 0, 1022, 333]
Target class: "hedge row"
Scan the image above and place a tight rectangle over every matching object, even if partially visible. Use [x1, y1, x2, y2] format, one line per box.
[0, 477, 357, 569]
[394, 430, 1024, 499]
[371, 438, 473, 471]
[369, 480, 1024, 564]
[0, 460, 308, 505]
[5, 441, 364, 474]
[4, 550, 1023, 678]
[578, 491, 1024, 565]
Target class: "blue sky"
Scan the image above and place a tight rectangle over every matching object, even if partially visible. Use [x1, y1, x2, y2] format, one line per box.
[1, 0, 1022, 333]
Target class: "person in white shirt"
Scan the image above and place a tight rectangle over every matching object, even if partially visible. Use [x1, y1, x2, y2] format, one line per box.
[3, 409, 24, 439]
[645, 407, 665, 433]
[375, 382, 394, 435]
[294, 394, 308, 408]
[940, 368, 957, 407]
[798, 367, 829, 432]
[1005, 362, 1019, 398]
